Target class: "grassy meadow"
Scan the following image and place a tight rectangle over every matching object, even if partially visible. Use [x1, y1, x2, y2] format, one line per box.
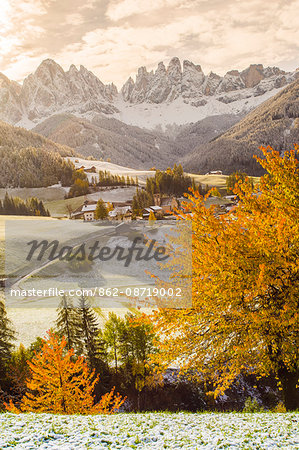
[0, 412, 298, 449]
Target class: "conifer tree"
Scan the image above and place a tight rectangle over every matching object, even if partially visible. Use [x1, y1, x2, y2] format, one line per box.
[0, 297, 15, 384]
[56, 295, 77, 351]
[75, 297, 108, 378]
[5, 331, 125, 414]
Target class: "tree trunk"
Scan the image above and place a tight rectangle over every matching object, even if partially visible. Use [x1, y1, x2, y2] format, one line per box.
[278, 368, 299, 410]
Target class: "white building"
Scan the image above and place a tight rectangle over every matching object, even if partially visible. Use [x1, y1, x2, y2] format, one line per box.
[81, 204, 97, 221]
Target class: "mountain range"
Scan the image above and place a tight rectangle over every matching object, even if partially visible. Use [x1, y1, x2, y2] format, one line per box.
[0, 58, 298, 174]
[183, 79, 299, 175]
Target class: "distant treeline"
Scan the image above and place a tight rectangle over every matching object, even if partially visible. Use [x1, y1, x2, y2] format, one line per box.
[132, 164, 194, 213]
[67, 169, 139, 198]
[147, 164, 193, 196]
[97, 170, 137, 187]
[0, 147, 74, 188]
[0, 193, 50, 216]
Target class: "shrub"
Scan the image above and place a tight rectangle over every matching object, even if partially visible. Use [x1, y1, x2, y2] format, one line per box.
[243, 397, 264, 413]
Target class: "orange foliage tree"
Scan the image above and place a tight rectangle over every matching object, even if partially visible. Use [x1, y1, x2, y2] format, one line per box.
[154, 145, 299, 410]
[6, 331, 125, 414]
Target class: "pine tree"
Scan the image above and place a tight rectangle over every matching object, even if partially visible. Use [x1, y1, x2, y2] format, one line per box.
[56, 295, 77, 351]
[0, 298, 15, 382]
[75, 297, 108, 378]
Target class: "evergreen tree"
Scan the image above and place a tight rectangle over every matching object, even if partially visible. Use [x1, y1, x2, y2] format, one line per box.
[0, 298, 15, 383]
[0, 194, 50, 216]
[75, 297, 108, 379]
[55, 295, 78, 351]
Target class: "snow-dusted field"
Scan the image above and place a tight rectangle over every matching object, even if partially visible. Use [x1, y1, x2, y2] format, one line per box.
[0, 412, 298, 449]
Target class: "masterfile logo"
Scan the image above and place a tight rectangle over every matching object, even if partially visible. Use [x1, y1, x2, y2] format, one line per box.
[5, 219, 192, 309]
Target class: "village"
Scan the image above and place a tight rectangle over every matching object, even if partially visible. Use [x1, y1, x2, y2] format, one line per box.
[70, 194, 182, 221]
[68, 160, 237, 222]
[69, 159, 186, 221]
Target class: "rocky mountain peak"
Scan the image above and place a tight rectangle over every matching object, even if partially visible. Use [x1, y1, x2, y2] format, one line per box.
[226, 70, 240, 76]
[157, 62, 167, 73]
[183, 60, 203, 73]
[121, 77, 136, 101]
[167, 57, 182, 81]
[121, 59, 296, 105]
[0, 57, 296, 130]
[241, 64, 265, 88]
[0, 73, 23, 123]
[0, 59, 119, 124]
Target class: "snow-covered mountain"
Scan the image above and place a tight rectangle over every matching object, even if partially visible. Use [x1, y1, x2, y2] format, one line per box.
[121, 58, 292, 106]
[0, 73, 23, 123]
[20, 59, 119, 121]
[183, 78, 299, 175]
[0, 59, 118, 125]
[0, 58, 297, 130]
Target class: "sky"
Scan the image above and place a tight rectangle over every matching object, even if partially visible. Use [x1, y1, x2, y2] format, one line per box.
[0, 0, 298, 87]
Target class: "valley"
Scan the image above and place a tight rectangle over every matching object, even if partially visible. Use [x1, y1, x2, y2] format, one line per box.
[1, 57, 298, 174]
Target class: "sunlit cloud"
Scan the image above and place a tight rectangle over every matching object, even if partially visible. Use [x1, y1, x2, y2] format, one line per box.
[0, 0, 298, 86]
[106, 0, 199, 21]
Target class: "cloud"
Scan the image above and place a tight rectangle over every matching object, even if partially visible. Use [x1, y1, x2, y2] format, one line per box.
[106, 0, 198, 21]
[64, 13, 85, 26]
[0, 0, 298, 86]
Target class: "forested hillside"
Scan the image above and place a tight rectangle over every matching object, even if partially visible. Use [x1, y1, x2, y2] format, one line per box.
[0, 120, 76, 188]
[183, 79, 299, 175]
[0, 147, 74, 188]
[0, 120, 75, 156]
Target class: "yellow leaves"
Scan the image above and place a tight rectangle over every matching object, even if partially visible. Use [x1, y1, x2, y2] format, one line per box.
[5, 399, 20, 414]
[154, 144, 299, 398]
[92, 387, 125, 415]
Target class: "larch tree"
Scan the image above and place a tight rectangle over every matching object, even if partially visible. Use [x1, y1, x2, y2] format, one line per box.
[95, 199, 108, 220]
[5, 331, 125, 414]
[154, 145, 299, 410]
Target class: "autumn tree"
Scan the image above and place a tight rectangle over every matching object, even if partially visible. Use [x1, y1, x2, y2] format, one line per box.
[5, 331, 125, 414]
[100, 312, 123, 374]
[0, 193, 50, 216]
[148, 210, 156, 223]
[95, 199, 108, 220]
[226, 171, 253, 194]
[154, 145, 299, 410]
